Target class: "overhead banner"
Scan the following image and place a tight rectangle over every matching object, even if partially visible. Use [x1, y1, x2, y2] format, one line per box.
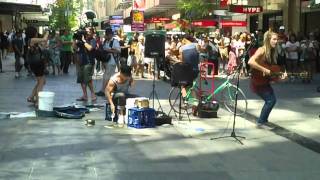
[131, 10, 144, 31]
[229, 5, 263, 14]
[133, 0, 146, 11]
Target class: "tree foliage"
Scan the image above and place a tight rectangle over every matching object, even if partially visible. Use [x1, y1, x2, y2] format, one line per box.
[177, 0, 216, 20]
[310, 0, 320, 8]
[49, 0, 80, 30]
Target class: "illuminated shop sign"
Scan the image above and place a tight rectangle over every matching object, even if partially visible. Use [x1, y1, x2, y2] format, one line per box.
[221, 20, 247, 27]
[229, 5, 263, 14]
[145, 17, 171, 23]
[192, 20, 217, 27]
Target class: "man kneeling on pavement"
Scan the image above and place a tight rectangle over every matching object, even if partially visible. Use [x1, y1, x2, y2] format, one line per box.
[105, 65, 137, 123]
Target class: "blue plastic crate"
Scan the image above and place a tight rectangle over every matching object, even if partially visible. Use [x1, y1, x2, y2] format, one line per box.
[128, 108, 155, 128]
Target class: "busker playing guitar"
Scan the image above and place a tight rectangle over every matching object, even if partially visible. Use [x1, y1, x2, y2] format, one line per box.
[248, 30, 287, 128]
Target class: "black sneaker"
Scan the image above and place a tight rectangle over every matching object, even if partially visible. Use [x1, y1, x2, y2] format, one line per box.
[95, 91, 105, 96]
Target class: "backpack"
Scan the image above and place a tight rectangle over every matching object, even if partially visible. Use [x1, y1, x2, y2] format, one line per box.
[95, 39, 114, 63]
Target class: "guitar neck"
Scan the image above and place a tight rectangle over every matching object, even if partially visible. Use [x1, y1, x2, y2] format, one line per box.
[271, 72, 308, 77]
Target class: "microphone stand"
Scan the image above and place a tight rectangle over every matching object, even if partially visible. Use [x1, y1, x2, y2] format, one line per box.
[210, 40, 256, 145]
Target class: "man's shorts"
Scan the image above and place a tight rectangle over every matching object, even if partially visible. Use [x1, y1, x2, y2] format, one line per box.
[77, 64, 93, 84]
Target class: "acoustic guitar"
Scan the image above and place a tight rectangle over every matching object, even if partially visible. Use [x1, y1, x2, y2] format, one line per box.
[251, 63, 283, 85]
[252, 63, 309, 85]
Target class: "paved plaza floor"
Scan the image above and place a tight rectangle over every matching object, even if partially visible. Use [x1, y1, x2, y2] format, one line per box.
[1, 53, 320, 179]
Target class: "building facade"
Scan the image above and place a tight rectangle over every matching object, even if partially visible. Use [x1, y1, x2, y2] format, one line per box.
[248, 0, 320, 34]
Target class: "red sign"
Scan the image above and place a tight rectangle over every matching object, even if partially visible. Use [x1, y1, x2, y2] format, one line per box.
[229, 5, 263, 14]
[220, 0, 229, 8]
[192, 20, 217, 27]
[145, 17, 171, 23]
[221, 20, 247, 27]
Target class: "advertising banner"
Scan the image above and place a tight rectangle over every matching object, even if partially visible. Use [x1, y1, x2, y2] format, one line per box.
[131, 10, 144, 31]
[229, 5, 263, 14]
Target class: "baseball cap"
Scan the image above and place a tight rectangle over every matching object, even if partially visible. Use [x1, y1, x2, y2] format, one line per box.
[279, 26, 285, 30]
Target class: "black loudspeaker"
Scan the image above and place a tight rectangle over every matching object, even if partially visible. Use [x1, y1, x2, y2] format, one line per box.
[171, 63, 194, 87]
[144, 31, 165, 58]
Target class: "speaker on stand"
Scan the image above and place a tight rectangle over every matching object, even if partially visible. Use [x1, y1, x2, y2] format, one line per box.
[144, 30, 166, 112]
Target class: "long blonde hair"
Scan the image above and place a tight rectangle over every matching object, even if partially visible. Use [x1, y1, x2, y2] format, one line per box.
[263, 31, 278, 64]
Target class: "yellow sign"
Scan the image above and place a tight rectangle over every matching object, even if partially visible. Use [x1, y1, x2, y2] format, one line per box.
[132, 10, 144, 24]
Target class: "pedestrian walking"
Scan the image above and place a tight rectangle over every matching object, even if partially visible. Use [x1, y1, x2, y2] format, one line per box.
[248, 30, 286, 127]
[0, 32, 9, 60]
[25, 26, 49, 107]
[12, 29, 24, 78]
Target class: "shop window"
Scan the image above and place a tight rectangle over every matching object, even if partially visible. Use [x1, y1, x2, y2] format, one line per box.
[263, 12, 283, 32]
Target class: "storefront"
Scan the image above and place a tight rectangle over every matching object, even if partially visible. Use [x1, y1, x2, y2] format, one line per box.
[301, 1, 320, 34]
[0, 2, 42, 31]
[262, 11, 283, 32]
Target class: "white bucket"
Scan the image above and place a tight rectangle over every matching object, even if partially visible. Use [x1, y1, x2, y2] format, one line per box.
[125, 98, 137, 124]
[38, 91, 55, 111]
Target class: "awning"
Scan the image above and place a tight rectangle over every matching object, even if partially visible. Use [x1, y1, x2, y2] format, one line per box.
[21, 12, 49, 23]
[115, 1, 132, 10]
[0, 2, 42, 14]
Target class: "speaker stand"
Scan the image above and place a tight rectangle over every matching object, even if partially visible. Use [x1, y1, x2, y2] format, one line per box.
[149, 55, 164, 113]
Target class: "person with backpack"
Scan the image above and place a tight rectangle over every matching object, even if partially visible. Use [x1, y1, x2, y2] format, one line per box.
[95, 28, 121, 97]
